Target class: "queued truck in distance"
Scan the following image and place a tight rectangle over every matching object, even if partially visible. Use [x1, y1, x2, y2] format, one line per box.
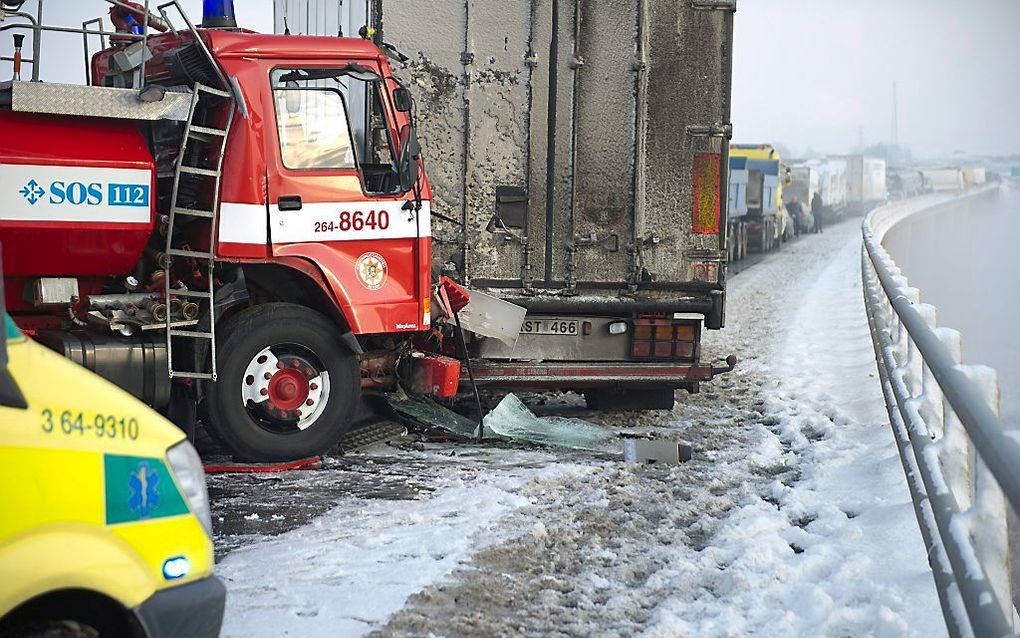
[806, 156, 848, 221]
[727, 144, 792, 253]
[726, 159, 749, 261]
[785, 154, 886, 223]
[782, 164, 819, 233]
[921, 168, 966, 193]
[0, 0, 736, 461]
[843, 155, 887, 213]
[887, 166, 924, 199]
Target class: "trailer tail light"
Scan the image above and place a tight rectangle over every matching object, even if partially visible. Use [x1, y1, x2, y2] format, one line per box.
[692, 153, 722, 234]
[675, 324, 695, 341]
[630, 319, 700, 361]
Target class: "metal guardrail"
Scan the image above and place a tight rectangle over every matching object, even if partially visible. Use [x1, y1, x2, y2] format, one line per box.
[862, 186, 1018, 638]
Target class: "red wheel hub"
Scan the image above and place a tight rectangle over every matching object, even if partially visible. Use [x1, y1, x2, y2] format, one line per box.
[267, 368, 310, 411]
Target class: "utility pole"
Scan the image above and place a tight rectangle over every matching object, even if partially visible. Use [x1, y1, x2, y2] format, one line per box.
[892, 80, 899, 148]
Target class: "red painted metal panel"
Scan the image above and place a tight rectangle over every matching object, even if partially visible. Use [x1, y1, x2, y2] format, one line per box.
[0, 111, 155, 277]
[273, 237, 429, 334]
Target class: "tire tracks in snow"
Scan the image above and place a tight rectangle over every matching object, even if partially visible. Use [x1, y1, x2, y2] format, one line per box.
[374, 219, 939, 637]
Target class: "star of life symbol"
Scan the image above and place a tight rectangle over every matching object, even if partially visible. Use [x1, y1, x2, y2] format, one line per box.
[128, 462, 161, 518]
[19, 179, 45, 205]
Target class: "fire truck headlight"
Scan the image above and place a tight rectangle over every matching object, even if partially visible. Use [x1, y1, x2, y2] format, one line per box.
[167, 440, 212, 538]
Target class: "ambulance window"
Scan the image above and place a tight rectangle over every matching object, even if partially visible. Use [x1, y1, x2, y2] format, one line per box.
[272, 82, 356, 170]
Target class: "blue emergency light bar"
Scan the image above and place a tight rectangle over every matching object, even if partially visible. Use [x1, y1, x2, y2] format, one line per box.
[201, 0, 237, 29]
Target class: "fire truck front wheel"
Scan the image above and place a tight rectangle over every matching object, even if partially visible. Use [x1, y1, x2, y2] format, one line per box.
[204, 303, 360, 462]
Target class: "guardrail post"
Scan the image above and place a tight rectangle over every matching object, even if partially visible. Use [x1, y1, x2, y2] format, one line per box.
[915, 304, 942, 437]
[888, 277, 909, 369]
[933, 328, 970, 509]
[961, 364, 1011, 630]
[902, 287, 922, 398]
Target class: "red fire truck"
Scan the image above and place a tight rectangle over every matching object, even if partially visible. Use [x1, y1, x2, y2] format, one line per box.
[0, 0, 734, 462]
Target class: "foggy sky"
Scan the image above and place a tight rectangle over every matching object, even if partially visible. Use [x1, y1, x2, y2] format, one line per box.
[5, 0, 1018, 159]
[732, 0, 1020, 158]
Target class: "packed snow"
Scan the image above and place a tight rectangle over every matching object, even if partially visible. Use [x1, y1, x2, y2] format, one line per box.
[213, 216, 945, 637]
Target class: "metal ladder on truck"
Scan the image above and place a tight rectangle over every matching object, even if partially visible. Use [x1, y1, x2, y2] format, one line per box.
[163, 83, 235, 381]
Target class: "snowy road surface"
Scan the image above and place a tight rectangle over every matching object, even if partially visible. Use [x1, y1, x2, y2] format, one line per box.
[211, 218, 945, 637]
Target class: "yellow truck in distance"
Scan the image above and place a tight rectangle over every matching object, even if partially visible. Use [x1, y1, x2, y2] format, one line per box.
[729, 144, 793, 253]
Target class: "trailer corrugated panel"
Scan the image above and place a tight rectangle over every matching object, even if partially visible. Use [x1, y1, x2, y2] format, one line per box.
[273, 0, 372, 146]
[273, 0, 369, 39]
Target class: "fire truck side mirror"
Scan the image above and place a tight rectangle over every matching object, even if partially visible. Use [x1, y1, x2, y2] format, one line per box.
[397, 124, 421, 193]
[392, 87, 412, 113]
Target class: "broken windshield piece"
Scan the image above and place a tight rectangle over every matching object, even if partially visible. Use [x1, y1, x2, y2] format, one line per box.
[482, 394, 613, 450]
[387, 394, 479, 438]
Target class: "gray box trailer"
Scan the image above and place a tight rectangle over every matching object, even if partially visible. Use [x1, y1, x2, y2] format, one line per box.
[275, 0, 736, 407]
[844, 155, 887, 210]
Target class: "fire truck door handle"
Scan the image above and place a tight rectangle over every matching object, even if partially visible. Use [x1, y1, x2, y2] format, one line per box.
[278, 196, 302, 211]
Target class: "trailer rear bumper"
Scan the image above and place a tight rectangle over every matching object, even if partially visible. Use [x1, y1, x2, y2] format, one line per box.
[465, 356, 736, 390]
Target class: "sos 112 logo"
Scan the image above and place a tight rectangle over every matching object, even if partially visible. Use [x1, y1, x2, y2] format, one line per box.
[20, 179, 149, 208]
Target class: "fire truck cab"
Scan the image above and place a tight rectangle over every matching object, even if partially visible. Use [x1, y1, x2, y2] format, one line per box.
[0, 1, 431, 461]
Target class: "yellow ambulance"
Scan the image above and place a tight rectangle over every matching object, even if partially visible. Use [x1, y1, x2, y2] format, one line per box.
[0, 314, 224, 638]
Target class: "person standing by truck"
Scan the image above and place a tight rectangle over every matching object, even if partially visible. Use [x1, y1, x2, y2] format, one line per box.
[812, 191, 825, 233]
[787, 196, 804, 236]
